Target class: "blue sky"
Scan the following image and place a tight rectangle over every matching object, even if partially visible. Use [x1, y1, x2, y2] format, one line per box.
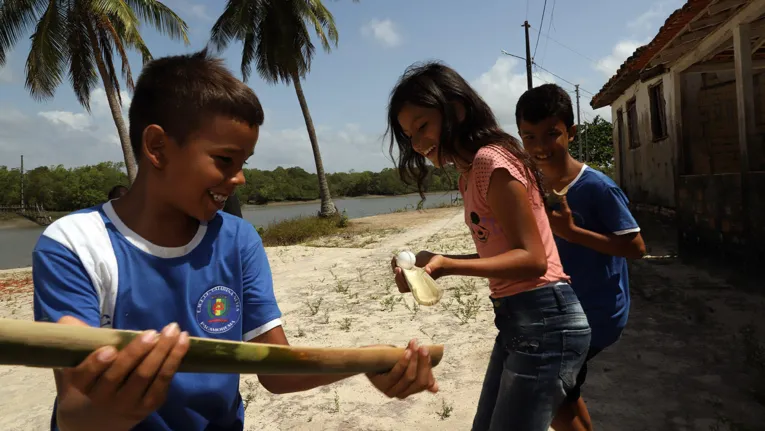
[0, 0, 683, 172]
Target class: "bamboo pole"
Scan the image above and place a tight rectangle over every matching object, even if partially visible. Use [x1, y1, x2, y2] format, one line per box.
[0, 319, 444, 375]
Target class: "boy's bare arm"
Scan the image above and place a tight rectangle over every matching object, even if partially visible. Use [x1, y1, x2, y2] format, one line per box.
[565, 228, 646, 259]
[250, 326, 355, 394]
[250, 326, 438, 399]
[548, 195, 646, 259]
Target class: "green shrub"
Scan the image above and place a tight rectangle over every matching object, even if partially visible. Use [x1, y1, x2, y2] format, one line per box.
[258, 213, 347, 246]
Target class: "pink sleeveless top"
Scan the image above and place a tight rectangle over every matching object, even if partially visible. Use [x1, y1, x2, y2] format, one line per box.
[458, 144, 569, 298]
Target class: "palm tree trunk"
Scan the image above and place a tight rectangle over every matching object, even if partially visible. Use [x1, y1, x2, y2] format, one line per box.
[85, 21, 138, 184]
[291, 71, 336, 217]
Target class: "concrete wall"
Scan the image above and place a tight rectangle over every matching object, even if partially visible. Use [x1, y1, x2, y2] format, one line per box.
[610, 74, 677, 207]
[677, 172, 765, 262]
[681, 70, 765, 174]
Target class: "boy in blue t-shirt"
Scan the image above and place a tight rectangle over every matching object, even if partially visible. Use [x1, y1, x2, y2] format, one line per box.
[515, 84, 646, 431]
[32, 50, 438, 431]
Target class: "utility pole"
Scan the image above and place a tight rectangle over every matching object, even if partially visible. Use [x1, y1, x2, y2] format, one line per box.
[523, 21, 533, 90]
[575, 85, 582, 160]
[20, 155, 24, 208]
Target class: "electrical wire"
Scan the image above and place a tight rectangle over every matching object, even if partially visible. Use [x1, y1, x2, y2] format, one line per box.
[532, 0, 548, 60]
[532, 62, 596, 96]
[539, 0, 557, 67]
[530, 24, 600, 67]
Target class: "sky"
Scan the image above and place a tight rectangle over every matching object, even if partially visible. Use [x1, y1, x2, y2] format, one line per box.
[0, 0, 684, 173]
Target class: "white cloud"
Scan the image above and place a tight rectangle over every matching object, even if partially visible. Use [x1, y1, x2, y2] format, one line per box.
[594, 0, 684, 79]
[1, 58, 619, 174]
[361, 19, 402, 48]
[0, 90, 393, 174]
[189, 4, 211, 21]
[253, 123, 391, 173]
[472, 57, 611, 130]
[628, 0, 685, 33]
[594, 40, 644, 77]
[37, 111, 93, 132]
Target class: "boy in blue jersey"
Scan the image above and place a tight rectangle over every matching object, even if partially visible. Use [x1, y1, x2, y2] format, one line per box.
[515, 84, 646, 431]
[32, 49, 438, 431]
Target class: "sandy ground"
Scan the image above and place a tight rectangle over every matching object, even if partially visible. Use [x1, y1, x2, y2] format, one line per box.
[1, 207, 764, 430]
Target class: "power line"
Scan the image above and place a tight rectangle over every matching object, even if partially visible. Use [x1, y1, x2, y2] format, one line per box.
[529, 24, 600, 67]
[500, 50, 597, 97]
[532, 0, 548, 60]
[539, 0, 557, 67]
[532, 62, 596, 96]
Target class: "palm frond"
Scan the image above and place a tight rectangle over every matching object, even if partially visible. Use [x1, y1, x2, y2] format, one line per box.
[108, 14, 152, 65]
[89, 0, 139, 32]
[65, 3, 98, 110]
[210, 0, 259, 52]
[125, 0, 189, 44]
[305, 0, 338, 52]
[24, 0, 66, 100]
[0, 0, 46, 64]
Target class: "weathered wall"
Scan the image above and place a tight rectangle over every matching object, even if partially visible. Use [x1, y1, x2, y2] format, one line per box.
[677, 172, 765, 262]
[611, 74, 677, 207]
[682, 69, 765, 174]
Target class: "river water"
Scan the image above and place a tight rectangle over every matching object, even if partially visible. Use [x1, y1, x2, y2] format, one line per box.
[0, 192, 459, 270]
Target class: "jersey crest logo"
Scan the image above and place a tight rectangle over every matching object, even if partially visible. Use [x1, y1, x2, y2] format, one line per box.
[196, 286, 241, 334]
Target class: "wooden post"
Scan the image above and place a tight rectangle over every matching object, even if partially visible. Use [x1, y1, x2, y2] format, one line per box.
[671, 71, 685, 254]
[523, 21, 533, 90]
[733, 22, 754, 248]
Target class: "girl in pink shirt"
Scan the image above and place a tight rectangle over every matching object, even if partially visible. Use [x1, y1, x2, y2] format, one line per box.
[386, 61, 591, 431]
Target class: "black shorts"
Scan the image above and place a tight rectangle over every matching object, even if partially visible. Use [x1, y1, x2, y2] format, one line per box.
[565, 346, 603, 402]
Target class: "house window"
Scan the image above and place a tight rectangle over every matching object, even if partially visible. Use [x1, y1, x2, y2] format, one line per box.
[626, 98, 639, 149]
[649, 82, 668, 140]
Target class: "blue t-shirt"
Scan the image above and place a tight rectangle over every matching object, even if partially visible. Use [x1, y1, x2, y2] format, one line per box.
[553, 165, 639, 350]
[32, 201, 282, 431]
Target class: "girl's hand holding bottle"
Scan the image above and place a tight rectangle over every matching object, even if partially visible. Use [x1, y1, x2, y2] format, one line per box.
[390, 250, 446, 293]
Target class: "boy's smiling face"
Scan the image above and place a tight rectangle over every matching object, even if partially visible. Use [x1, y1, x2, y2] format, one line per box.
[150, 115, 258, 222]
[518, 116, 576, 176]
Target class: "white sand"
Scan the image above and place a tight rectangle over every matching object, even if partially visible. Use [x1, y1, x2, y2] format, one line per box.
[0, 208, 503, 430]
[4, 208, 764, 430]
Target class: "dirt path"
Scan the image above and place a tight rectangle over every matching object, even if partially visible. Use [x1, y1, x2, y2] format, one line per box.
[1, 208, 764, 430]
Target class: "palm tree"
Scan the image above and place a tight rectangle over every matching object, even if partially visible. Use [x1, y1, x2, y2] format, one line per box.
[0, 1, 189, 184]
[210, 0, 355, 217]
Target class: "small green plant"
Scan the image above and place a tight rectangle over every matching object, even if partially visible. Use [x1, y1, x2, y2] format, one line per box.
[328, 390, 340, 413]
[320, 310, 330, 325]
[339, 317, 352, 331]
[380, 295, 398, 312]
[436, 399, 453, 420]
[295, 327, 306, 338]
[401, 298, 420, 320]
[329, 269, 350, 294]
[442, 280, 481, 325]
[305, 297, 323, 316]
[242, 379, 258, 411]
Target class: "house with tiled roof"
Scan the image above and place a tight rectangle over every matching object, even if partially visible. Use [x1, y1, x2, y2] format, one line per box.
[591, 0, 765, 262]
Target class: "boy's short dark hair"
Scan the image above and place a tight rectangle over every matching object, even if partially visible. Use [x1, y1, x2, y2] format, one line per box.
[515, 83, 575, 128]
[128, 49, 265, 160]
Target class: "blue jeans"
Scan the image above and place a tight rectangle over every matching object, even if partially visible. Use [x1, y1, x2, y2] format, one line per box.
[472, 282, 592, 431]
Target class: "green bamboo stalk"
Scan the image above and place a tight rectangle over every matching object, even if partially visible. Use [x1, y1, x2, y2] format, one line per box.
[0, 318, 444, 374]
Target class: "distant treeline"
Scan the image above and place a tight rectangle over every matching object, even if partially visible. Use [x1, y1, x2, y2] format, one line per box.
[0, 162, 459, 212]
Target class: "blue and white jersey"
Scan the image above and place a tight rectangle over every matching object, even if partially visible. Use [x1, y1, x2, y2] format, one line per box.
[32, 201, 282, 431]
[553, 164, 640, 350]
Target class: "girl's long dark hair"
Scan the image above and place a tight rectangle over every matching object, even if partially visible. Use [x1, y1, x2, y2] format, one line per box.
[385, 61, 545, 201]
